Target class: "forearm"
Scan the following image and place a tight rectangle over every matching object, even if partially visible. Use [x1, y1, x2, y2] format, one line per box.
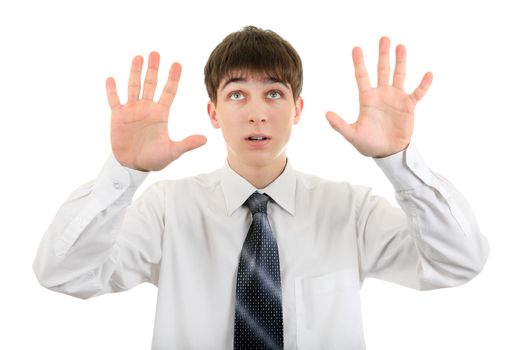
[393, 173, 489, 289]
[359, 143, 490, 290]
[33, 154, 152, 298]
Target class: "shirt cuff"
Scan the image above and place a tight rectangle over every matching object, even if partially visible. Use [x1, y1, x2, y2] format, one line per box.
[373, 143, 434, 191]
[91, 154, 150, 205]
[55, 155, 150, 257]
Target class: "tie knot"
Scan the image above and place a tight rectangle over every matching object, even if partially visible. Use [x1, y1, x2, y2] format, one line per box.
[245, 191, 269, 214]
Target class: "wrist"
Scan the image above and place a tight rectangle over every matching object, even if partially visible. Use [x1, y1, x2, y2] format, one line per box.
[372, 143, 410, 159]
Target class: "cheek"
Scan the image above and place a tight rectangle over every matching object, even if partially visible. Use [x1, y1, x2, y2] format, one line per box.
[218, 117, 243, 142]
[276, 107, 297, 127]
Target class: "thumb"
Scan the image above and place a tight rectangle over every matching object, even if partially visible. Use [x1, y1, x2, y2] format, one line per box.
[325, 111, 355, 144]
[169, 135, 207, 160]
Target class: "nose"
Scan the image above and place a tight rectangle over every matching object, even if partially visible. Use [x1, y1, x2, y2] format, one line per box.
[248, 100, 268, 124]
[249, 114, 267, 124]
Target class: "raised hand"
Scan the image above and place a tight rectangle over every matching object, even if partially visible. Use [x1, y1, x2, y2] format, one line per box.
[106, 52, 207, 171]
[326, 37, 433, 158]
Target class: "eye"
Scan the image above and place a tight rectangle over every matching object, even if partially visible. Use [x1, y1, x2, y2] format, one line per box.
[229, 91, 244, 101]
[267, 90, 282, 100]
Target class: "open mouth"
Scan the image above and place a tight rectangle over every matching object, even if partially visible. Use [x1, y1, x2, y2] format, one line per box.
[246, 136, 271, 141]
[245, 135, 271, 147]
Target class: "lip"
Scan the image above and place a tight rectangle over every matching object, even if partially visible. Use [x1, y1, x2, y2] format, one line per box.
[244, 134, 271, 148]
[245, 133, 271, 140]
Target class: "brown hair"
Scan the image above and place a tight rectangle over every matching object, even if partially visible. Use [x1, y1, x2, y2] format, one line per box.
[204, 26, 303, 104]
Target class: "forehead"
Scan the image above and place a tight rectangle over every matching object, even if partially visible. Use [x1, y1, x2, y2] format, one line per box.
[218, 70, 290, 91]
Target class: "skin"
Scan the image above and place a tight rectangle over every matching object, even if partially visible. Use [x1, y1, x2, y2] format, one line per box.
[105, 37, 432, 188]
[326, 37, 432, 158]
[207, 75, 303, 189]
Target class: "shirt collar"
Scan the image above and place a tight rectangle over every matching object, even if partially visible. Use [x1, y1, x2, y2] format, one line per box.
[220, 158, 296, 216]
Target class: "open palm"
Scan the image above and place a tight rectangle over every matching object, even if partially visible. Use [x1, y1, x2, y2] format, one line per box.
[106, 52, 206, 171]
[326, 37, 433, 158]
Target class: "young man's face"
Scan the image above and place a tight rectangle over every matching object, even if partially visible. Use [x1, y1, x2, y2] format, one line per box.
[207, 72, 303, 169]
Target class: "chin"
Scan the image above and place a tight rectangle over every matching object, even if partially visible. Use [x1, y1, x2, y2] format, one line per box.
[246, 152, 286, 167]
[228, 143, 286, 168]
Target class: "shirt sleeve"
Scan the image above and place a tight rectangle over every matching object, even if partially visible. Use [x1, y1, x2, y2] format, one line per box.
[33, 154, 164, 299]
[355, 143, 490, 290]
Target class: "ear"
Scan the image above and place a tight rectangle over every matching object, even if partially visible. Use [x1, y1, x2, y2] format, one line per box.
[207, 100, 220, 129]
[293, 96, 304, 125]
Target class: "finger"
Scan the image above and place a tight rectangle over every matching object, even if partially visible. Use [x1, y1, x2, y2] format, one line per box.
[170, 135, 207, 160]
[377, 36, 390, 87]
[411, 72, 433, 103]
[158, 63, 182, 108]
[325, 111, 355, 143]
[142, 51, 160, 101]
[105, 77, 121, 110]
[127, 55, 144, 103]
[392, 44, 406, 89]
[352, 47, 371, 93]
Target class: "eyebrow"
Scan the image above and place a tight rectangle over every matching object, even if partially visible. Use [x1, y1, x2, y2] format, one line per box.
[220, 76, 289, 90]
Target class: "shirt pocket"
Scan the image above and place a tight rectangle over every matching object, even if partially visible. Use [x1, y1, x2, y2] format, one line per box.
[295, 269, 365, 350]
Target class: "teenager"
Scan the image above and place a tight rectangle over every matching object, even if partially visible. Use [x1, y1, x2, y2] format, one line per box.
[34, 26, 489, 349]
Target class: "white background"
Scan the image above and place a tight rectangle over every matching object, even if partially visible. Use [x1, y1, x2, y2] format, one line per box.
[1, 0, 517, 349]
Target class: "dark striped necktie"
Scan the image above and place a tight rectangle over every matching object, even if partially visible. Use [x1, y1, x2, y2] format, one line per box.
[234, 191, 284, 350]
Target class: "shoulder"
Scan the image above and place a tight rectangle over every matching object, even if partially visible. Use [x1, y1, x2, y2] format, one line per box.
[148, 168, 222, 195]
[294, 169, 372, 202]
[295, 169, 368, 191]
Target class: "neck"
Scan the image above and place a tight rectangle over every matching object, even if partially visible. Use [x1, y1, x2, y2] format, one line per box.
[227, 155, 287, 189]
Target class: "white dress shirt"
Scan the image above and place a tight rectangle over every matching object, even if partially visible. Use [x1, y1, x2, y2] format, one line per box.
[33, 143, 489, 349]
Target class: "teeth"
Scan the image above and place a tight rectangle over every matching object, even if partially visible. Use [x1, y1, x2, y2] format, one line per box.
[249, 136, 267, 140]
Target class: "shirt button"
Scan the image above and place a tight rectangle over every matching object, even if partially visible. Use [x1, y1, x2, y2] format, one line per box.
[112, 180, 122, 190]
[77, 218, 85, 229]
